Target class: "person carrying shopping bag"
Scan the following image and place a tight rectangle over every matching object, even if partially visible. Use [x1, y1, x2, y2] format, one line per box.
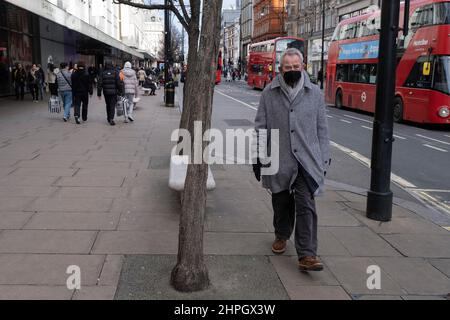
[121, 61, 138, 123]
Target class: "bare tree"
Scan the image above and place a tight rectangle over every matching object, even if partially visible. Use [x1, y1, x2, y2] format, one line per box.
[113, 0, 223, 292]
[158, 25, 183, 63]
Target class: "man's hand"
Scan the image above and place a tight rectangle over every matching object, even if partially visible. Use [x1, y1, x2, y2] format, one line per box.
[252, 158, 262, 182]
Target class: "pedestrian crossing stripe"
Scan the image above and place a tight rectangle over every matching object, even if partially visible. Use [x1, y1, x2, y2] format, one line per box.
[443, 226, 450, 231]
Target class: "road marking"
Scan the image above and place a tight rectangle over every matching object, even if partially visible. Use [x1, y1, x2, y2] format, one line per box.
[444, 226, 450, 231]
[393, 134, 406, 140]
[423, 144, 448, 153]
[327, 115, 333, 118]
[340, 119, 352, 124]
[416, 134, 450, 146]
[411, 189, 450, 193]
[331, 140, 449, 216]
[362, 125, 373, 130]
[215, 89, 258, 110]
[344, 114, 372, 124]
[445, 135, 450, 139]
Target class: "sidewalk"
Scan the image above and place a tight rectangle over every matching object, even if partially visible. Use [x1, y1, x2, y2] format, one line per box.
[0, 91, 449, 300]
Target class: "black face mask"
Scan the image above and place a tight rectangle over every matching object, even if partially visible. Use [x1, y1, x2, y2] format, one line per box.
[283, 70, 302, 86]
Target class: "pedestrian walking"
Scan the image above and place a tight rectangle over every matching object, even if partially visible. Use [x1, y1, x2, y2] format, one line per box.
[47, 63, 59, 97]
[97, 62, 123, 126]
[317, 68, 324, 88]
[27, 64, 40, 103]
[88, 64, 98, 88]
[137, 67, 146, 87]
[71, 62, 93, 124]
[253, 48, 330, 272]
[121, 61, 138, 123]
[56, 62, 73, 122]
[13, 63, 26, 100]
[36, 64, 45, 100]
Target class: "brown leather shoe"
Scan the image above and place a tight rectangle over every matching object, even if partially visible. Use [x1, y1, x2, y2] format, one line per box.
[272, 238, 287, 254]
[299, 256, 324, 271]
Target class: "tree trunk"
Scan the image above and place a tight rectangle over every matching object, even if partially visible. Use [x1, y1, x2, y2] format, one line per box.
[171, 0, 223, 292]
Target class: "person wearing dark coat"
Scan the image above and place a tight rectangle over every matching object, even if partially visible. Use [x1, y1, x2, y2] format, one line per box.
[71, 62, 93, 124]
[13, 64, 27, 100]
[97, 62, 123, 126]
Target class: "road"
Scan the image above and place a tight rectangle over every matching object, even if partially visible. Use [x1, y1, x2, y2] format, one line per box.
[208, 79, 450, 222]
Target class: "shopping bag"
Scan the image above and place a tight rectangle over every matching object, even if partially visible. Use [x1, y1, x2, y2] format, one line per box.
[116, 96, 126, 117]
[48, 96, 61, 114]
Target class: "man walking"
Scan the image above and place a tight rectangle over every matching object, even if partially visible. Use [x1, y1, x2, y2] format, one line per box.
[253, 48, 330, 271]
[71, 62, 93, 124]
[56, 62, 73, 122]
[97, 62, 123, 126]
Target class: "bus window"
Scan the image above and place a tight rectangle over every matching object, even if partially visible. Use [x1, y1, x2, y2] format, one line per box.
[410, 4, 433, 29]
[344, 23, 357, 39]
[434, 2, 450, 24]
[404, 57, 433, 89]
[369, 65, 377, 84]
[433, 56, 450, 94]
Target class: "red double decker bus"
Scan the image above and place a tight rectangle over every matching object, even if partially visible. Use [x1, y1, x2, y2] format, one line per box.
[216, 50, 223, 85]
[326, 0, 450, 124]
[247, 37, 306, 90]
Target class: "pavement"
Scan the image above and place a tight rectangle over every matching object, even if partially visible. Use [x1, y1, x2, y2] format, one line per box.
[0, 89, 449, 300]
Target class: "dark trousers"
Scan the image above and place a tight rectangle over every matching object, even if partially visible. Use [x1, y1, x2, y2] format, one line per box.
[73, 94, 89, 121]
[15, 83, 25, 100]
[104, 94, 116, 121]
[272, 169, 318, 259]
[29, 84, 38, 101]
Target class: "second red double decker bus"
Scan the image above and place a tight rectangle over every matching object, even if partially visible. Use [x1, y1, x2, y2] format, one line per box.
[247, 36, 306, 90]
[326, 0, 450, 124]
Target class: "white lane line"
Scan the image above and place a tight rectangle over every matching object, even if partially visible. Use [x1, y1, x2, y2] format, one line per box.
[330, 141, 416, 188]
[344, 114, 373, 124]
[331, 141, 450, 216]
[340, 119, 352, 124]
[423, 144, 448, 153]
[215, 89, 258, 111]
[362, 125, 373, 130]
[327, 115, 333, 118]
[416, 134, 450, 146]
[445, 135, 450, 139]
[393, 134, 406, 140]
[411, 189, 450, 193]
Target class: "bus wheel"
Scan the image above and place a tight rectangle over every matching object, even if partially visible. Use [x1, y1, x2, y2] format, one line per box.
[393, 97, 404, 123]
[335, 90, 344, 109]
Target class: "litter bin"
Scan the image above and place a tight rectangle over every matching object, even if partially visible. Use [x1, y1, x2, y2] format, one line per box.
[165, 81, 175, 107]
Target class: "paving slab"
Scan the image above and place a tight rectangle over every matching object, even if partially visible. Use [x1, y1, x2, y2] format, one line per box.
[53, 187, 126, 199]
[0, 186, 58, 198]
[0, 230, 97, 254]
[372, 257, 450, 295]
[428, 259, 450, 277]
[0, 175, 58, 186]
[10, 167, 76, 177]
[0, 254, 105, 285]
[97, 255, 124, 287]
[326, 226, 402, 257]
[0, 197, 36, 212]
[359, 216, 449, 235]
[0, 212, 33, 229]
[284, 285, 351, 300]
[0, 285, 73, 300]
[23, 212, 120, 230]
[322, 256, 406, 295]
[204, 232, 297, 256]
[74, 168, 138, 178]
[72, 286, 117, 300]
[91, 231, 178, 254]
[115, 255, 289, 300]
[382, 234, 450, 258]
[55, 176, 125, 187]
[118, 212, 180, 231]
[355, 295, 403, 300]
[205, 213, 271, 233]
[26, 197, 113, 213]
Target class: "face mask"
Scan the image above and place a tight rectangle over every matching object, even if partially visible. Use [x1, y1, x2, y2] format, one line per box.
[283, 70, 302, 86]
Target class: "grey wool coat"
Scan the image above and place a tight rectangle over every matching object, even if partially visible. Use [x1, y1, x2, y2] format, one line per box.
[254, 71, 331, 195]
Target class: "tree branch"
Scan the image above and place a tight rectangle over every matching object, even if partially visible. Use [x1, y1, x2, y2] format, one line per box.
[178, 0, 191, 24]
[113, 0, 189, 30]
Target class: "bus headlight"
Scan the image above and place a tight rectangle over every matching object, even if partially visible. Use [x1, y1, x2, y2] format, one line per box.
[438, 106, 449, 118]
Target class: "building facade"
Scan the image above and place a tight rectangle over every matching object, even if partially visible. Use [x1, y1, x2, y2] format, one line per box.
[0, 0, 159, 96]
[143, 11, 164, 61]
[252, 0, 287, 43]
[221, 5, 241, 71]
[240, 0, 253, 74]
[224, 17, 240, 68]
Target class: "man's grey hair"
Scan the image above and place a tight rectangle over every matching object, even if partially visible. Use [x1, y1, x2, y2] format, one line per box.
[280, 48, 304, 66]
